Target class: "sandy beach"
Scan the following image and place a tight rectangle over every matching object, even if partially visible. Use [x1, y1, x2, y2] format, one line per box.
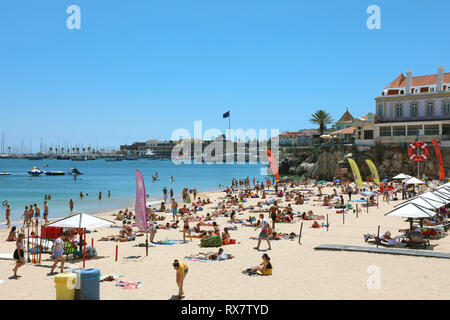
[1, 184, 449, 300]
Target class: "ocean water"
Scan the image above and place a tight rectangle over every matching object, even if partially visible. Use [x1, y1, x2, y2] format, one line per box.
[0, 159, 266, 224]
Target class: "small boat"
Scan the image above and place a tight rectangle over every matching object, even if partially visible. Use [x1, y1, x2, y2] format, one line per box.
[0, 171, 11, 176]
[27, 166, 44, 176]
[45, 171, 65, 176]
[42, 164, 49, 167]
[71, 156, 87, 161]
[105, 158, 123, 162]
[56, 156, 71, 160]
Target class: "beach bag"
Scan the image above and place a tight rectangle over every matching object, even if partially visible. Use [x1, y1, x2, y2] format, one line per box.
[200, 235, 222, 247]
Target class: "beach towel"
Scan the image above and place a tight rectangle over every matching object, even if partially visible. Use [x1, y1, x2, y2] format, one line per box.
[115, 281, 142, 289]
[183, 257, 211, 263]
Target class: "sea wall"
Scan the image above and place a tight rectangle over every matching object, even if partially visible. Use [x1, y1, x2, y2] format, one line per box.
[279, 143, 450, 180]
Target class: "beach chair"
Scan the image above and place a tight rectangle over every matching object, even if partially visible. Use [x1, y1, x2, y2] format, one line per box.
[63, 241, 82, 260]
[406, 230, 430, 249]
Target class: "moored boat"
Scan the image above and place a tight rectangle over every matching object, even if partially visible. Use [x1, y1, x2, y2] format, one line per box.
[27, 166, 44, 176]
[45, 171, 65, 176]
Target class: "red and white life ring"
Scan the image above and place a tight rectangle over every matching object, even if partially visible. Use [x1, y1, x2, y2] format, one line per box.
[408, 141, 429, 162]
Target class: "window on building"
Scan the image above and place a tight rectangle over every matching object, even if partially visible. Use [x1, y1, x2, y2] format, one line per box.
[395, 104, 403, 117]
[443, 124, 450, 135]
[443, 103, 450, 115]
[427, 102, 434, 116]
[410, 103, 418, 117]
[363, 130, 373, 140]
[377, 105, 383, 117]
[407, 126, 421, 136]
[380, 127, 391, 136]
[424, 125, 439, 136]
[393, 126, 406, 136]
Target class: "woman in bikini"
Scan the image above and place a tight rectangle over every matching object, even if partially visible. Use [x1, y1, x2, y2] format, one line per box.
[182, 217, 192, 243]
[252, 253, 272, 276]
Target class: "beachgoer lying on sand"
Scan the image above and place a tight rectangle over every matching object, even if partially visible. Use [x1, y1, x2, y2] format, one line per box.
[363, 231, 405, 246]
[252, 253, 272, 275]
[186, 248, 234, 261]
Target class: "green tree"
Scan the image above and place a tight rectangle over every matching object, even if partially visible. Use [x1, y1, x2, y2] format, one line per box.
[309, 110, 334, 135]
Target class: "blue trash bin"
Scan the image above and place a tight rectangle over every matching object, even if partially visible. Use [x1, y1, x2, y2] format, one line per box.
[80, 268, 101, 300]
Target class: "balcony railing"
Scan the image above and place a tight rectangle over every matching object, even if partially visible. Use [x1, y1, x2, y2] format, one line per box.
[375, 115, 450, 123]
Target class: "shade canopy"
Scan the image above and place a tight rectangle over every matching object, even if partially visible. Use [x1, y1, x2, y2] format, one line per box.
[395, 197, 444, 210]
[392, 173, 412, 180]
[434, 188, 450, 199]
[386, 203, 438, 218]
[361, 191, 377, 196]
[403, 177, 424, 185]
[411, 192, 449, 205]
[48, 212, 115, 230]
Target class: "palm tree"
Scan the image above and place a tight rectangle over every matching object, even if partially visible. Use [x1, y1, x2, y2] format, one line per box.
[87, 147, 91, 154]
[82, 148, 86, 154]
[309, 110, 334, 135]
[8, 146, 11, 155]
[72, 147, 75, 154]
[49, 147, 53, 155]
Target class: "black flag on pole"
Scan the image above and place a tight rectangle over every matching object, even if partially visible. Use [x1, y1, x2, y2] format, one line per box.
[223, 111, 230, 118]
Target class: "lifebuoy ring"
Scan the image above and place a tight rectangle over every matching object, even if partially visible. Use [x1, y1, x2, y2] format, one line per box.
[408, 141, 429, 162]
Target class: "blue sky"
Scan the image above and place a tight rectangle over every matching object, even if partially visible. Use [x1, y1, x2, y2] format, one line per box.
[0, 0, 449, 152]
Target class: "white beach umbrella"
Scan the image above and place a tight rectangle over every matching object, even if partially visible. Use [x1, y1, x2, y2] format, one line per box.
[415, 192, 449, 204]
[385, 203, 437, 218]
[433, 188, 450, 198]
[403, 177, 424, 185]
[392, 173, 412, 180]
[48, 212, 115, 230]
[394, 197, 444, 210]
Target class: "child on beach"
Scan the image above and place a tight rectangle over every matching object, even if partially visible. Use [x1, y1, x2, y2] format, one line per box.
[12, 233, 26, 277]
[49, 232, 67, 274]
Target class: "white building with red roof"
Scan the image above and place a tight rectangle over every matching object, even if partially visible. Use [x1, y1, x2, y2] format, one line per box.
[358, 66, 450, 147]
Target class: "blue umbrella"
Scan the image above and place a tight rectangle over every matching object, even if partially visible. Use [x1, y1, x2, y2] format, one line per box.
[382, 179, 388, 182]
[335, 179, 341, 182]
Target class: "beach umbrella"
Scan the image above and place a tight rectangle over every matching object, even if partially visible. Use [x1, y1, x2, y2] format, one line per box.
[335, 179, 341, 183]
[411, 192, 449, 205]
[382, 178, 389, 182]
[48, 212, 115, 230]
[392, 173, 412, 180]
[403, 177, 424, 185]
[433, 188, 450, 198]
[433, 190, 450, 201]
[385, 203, 437, 218]
[394, 197, 444, 210]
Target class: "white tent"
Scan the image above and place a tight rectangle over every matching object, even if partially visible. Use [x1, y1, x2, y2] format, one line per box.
[394, 197, 444, 210]
[403, 177, 425, 185]
[385, 203, 438, 218]
[48, 212, 115, 230]
[392, 173, 412, 180]
[434, 188, 450, 198]
[414, 192, 449, 204]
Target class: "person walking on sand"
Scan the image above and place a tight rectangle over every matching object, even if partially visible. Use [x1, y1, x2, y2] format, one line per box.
[5, 204, 11, 227]
[23, 206, 29, 227]
[49, 232, 66, 275]
[163, 187, 168, 202]
[173, 259, 188, 299]
[182, 217, 192, 243]
[43, 201, 49, 224]
[171, 198, 178, 220]
[28, 204, 34, 226]
[12, 233, 26, 277]
[269, 201, 278, 230]
[69, 199, 74, 214]
[254, 213, 271, 251]
[33, 204, 40, 232]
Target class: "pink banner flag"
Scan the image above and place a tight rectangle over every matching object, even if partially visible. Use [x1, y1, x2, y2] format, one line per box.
[135, 170, 148, 232]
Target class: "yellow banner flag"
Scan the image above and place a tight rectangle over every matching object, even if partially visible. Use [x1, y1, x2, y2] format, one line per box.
[347, 158, 363, 188]
[365, 159, 380, 185]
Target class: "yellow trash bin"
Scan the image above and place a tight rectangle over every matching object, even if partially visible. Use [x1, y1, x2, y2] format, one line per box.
[54, 272, 77, 300]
